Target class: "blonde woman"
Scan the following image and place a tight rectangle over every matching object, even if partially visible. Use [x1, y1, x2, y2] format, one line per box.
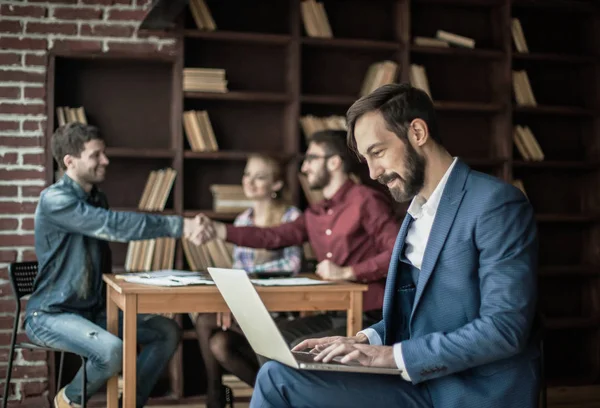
[195, 154, 302, 408]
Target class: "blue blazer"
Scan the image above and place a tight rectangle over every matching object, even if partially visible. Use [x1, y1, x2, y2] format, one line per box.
[370, 159, 540, 408]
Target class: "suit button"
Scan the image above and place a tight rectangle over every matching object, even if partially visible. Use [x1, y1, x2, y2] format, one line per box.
[325, 229, 332, 235]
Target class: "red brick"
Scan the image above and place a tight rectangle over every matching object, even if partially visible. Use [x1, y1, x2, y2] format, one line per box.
[21, 250, 36, 261]
[82, 0, 117, 4]
[22, 154, 44, 166]
[22, 120, 44, 132]
[23, 87, 45, 101]
[106, 41, 159, 53]
[0, 5, 47, 19]
[0, 382, 15, 399]
[21, 218, 35, 231]
[0, 185, 18, 196]
[20, 349, 47, 362]
[7, 396, 50, 408]
[24, 54, 46, 67]
[80, 23, 135, 37]
[0, 234, 34, 247]
[0, 219, 19, 231]
[0, 314, 14, 329]
[0, 169, 44, 181]
[0, 21, 23, 34]
[0, 268, 8, 280]
[0, 71, 45, 83]
[0, 137, 43, 148]
[54, 6, 103, 20]
[21, 186, 44, 197]
[137, 0, 153, 6]
[20, 380, 48, 398]
[0, 364, 48, 381]
[107, 9, 147, 21]
[0, 202, 38, 215]
[0, 121, 19, 131]
[52, 40, 102, 53]
[0, 152, 18, 165]
[0, 87, 20, 99]
[0, 104, 45, 115]
[0, 38, 47, 51]
[0, 53, 21, 66]
[0, 249, 18, 262]
[27, 22, 77, 36]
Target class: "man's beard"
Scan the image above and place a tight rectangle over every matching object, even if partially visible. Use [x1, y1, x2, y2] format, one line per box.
[377, 142, 425, 203]
[307, 163, 331, 190]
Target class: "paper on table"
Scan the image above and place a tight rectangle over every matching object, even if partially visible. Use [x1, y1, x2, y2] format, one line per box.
[122, 275, 215, 287]
[115, 269, 205, 280]
[250, 277, 333, 286]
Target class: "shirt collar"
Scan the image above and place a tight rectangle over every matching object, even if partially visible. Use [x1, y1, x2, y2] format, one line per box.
[407, 157, 458, 219]
[62, 173, 98, 201]
[317, 179, 355, 208]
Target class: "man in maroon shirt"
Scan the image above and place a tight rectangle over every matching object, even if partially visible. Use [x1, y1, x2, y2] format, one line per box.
[200, 130, 400, 341]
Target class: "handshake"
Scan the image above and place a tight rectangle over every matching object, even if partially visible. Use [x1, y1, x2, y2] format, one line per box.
[182, 214, 226, 246]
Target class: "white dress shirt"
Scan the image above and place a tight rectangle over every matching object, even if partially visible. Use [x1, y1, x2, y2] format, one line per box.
[359, 158, 458, 381]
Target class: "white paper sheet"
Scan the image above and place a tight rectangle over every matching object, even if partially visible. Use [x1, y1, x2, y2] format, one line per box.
[250, 277, 333, 286]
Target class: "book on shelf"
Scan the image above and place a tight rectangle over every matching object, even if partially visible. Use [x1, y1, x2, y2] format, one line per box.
[511, 18, 529, 53]
[183, 68, 228, 93]
[512, 70, 537, 106]
[210, 184, 253, 213]
[189, 0, 216, 31]
[413, 36, 450, 48]
[435, 30, 475, 49]
[183, 110, 218, 152]
[299, 114, 347, 142]
[56, 106, 88, 127]
[360, 60, 399, 97]
[301, 0, 333, 38]
[512, 179, 528, 199]
[182, 236, 233, 271]
[124, 167, 177, 272]
[513, 125, 544, 161]
[409, 64, 432, 98]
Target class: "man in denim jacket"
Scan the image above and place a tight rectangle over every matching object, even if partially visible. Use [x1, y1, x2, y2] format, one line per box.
[24, 123, 204, 408]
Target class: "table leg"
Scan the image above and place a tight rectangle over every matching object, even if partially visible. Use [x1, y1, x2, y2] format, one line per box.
[106, 286, 119, 408]
[347, 290, 363, 337]
[122, 294, 137, 408]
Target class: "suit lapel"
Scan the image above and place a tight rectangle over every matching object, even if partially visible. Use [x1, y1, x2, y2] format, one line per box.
[382, 213, 413, 343]
[409, 160, 469, 323]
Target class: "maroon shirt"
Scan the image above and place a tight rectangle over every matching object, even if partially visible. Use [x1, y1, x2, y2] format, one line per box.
[225, 180, 400, 311]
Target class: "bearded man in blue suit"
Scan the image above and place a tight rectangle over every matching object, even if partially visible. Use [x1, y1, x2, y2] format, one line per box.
[249, 83, 540, 408]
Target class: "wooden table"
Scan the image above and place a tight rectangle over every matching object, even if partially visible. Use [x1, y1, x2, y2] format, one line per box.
[102, 274, 368, 408]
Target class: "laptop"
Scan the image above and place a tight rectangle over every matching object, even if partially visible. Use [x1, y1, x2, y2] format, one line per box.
[207, 267, 401, 375]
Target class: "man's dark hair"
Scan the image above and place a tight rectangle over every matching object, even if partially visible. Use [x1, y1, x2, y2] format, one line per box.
[310, 129, 358, 174]
[51, 122, 102, 170]
[346, 83, 441, 153]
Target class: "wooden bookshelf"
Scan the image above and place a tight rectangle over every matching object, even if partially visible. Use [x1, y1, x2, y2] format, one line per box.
[44, 0, 600, 403]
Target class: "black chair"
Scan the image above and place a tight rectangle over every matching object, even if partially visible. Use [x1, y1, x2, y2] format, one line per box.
[2, 262, 87, 408]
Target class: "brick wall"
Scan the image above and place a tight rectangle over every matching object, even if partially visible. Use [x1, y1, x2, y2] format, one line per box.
[0, 1, 175, 406]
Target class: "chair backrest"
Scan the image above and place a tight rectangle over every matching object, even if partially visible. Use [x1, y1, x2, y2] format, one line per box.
[8, 261, 39, 300]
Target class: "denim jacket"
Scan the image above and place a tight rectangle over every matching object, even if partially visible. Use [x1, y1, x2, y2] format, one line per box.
[25, 174, 183, 319]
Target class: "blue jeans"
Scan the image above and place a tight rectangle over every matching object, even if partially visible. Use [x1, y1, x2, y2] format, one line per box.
[24, 310, 181, 408]
[250, 361, 432, 408]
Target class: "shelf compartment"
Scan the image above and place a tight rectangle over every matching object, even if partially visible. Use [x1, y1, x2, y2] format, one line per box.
[513, 52, 598, 64]
[183, 160, 247, 211]
[301, 37, 400, 51]
[184, 30, 291, 45]
[410, 45, 504, 59]
[184, 91, 290, 103]
[106, 148, 176, 159]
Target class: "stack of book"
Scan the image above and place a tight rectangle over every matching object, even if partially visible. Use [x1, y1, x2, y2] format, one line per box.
[183, 68, 228, 93]
[409, 64, 431, 98]
[56, 106, 87, 126]
[301, 0, 332, 38]
[210, 184, 253, 213]
[360, 61, 399, 97]
[124, 168, 177, 272]
[512, 70, 537, 106]
[299, 114, 347, 142]
[513, 125, 544, 161]
[189, 0, 216, 31]
[182, 237, 233, 271]
[511, 18, 529, 53]
[435, 30, 475, 48]
[183, 110, 219, 152]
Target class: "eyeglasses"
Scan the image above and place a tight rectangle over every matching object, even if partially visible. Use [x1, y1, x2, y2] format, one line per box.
[302, 154, 334, 163]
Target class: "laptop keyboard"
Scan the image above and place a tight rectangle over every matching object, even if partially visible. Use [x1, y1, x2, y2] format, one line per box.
[292, 350, 360, 366]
